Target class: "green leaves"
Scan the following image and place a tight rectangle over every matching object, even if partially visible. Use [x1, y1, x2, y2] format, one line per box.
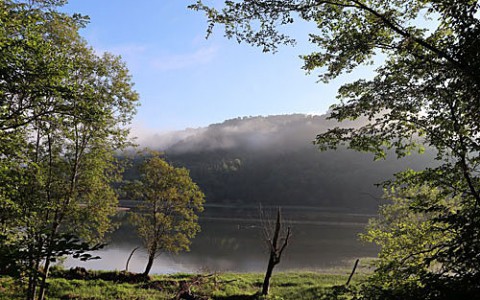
[46, 233, 104, 262]
[128, 151, 205, 274]
[193, 0, 480, 296]
[0, 1, 138, 297]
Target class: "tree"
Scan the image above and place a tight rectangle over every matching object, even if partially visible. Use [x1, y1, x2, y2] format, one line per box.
[190, 0, 480, 297]
[0, 1, 138, 299]
[359, 185, 459, 299]
[129, 151, 205, 276]
[261, 208, 291, 296]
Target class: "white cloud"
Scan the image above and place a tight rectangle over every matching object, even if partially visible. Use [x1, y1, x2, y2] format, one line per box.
[152, 46, 217, 71]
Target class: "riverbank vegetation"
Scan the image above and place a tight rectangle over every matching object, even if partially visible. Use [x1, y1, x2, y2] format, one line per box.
[0, 1, 139, 299]
[125, 151, 205, 276]
[0, 268, 368, 300]
[191, 0, 480, 298]
[3, 0, 480, 299]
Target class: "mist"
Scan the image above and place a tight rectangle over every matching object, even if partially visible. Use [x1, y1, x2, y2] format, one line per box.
[126, 113, 434, 212]
[131, 113, 366, 154]
[98, 114, 434, 274]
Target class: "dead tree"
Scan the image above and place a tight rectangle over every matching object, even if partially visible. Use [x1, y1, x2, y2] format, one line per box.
[125, 246, 140, 272]
[346, 259, 360, 286]
[174, 274, 215, 300]
[261, 208, 291, 296]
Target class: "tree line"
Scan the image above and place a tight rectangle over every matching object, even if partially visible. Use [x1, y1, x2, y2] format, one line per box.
[122, 114, 433, 212]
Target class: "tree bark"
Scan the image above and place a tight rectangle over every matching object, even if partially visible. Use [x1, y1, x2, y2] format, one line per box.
[37, 258, 51, 300]
[38, 224, 59, 300]
[26, 244, 38, 300]
[125, 246, 140, 272]
[262, 255, 276, 295]
[346, 259, 360, 286]
[261, 208, 291, 296]
[143, 251, 155, 276]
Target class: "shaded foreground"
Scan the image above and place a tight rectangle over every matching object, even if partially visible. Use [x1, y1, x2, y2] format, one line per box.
[0, 268, 368, 299]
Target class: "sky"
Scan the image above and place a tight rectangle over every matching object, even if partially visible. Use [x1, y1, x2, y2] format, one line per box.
[62, 1, 374, 133]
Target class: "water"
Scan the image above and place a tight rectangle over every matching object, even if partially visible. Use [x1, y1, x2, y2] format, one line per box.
[64, 205, 378, 274]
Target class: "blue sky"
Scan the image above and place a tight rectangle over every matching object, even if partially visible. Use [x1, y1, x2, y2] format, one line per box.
[62, 1, 372, 132]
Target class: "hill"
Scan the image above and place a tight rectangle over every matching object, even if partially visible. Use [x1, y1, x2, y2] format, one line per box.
[130, 114, 434, 213]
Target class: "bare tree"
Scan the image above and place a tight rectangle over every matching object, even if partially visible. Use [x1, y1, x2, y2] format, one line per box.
[261, 208, 291, 296]
[125, 247, 140, 272]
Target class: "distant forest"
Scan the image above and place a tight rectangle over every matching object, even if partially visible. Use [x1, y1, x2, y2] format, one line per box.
[125, 114, 434, 212]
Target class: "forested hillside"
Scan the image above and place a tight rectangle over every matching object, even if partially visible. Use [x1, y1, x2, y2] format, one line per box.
[129, 114, 433, 212]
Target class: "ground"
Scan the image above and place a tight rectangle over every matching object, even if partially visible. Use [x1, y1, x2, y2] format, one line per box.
[0, 266, 370, 299]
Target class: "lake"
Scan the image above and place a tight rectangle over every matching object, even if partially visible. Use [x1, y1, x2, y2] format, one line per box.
[65, 204, 378, 274]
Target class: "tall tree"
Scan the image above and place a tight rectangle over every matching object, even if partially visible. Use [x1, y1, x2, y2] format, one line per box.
[190, 0, 480, 297]
[0, 1, 138, 299]
[129, 151, 205, 276]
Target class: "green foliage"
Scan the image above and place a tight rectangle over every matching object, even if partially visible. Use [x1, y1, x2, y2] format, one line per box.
[0, 0, 138, 298]
[191, 0, 480, 298]
[363, 185, 457, 271]
[357, 185, 460, 298]
[128, 151, 205, 275]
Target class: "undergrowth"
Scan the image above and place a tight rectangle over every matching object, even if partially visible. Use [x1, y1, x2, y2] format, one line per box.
[0, 268, 367, 300]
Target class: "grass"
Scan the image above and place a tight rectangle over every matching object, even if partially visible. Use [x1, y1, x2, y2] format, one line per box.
[0, 267, 370, 299]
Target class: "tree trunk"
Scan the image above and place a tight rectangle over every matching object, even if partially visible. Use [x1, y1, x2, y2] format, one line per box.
[37, 258, 51, 300]
[125, 246, 140, 272]
[261, 208, 290, 296]
[27, 271, 37, 300]
[27, 277, 36, 300]
[38, 222, 59, 300]
[143, 252, 155, 276]
[26, 251, 38, 300]
[346, 259, 360, 286]
[262, 255, 276, 295]
[27, 256, 42, 300]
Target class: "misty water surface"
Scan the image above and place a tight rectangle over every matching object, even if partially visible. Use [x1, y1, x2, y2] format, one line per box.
[65, 205, 378, 274]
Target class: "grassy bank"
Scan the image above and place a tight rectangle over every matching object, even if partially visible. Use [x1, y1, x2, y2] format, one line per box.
[0, 268, 368, 299]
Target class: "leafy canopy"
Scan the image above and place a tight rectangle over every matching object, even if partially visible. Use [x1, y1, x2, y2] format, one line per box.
[190, 0, 480, 297]
[0, 1, 138, 298]
[128, 151, 205, 275]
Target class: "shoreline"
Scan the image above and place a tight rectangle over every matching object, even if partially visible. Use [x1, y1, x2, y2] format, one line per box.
[1, 268, 370, 300]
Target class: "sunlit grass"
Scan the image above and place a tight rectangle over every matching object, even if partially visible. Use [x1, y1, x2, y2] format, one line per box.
[0, 269, 369, 299]
[47, 278, 170, 299]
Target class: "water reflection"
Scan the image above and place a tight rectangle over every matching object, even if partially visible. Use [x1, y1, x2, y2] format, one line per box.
[65, 206, 378, 274]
